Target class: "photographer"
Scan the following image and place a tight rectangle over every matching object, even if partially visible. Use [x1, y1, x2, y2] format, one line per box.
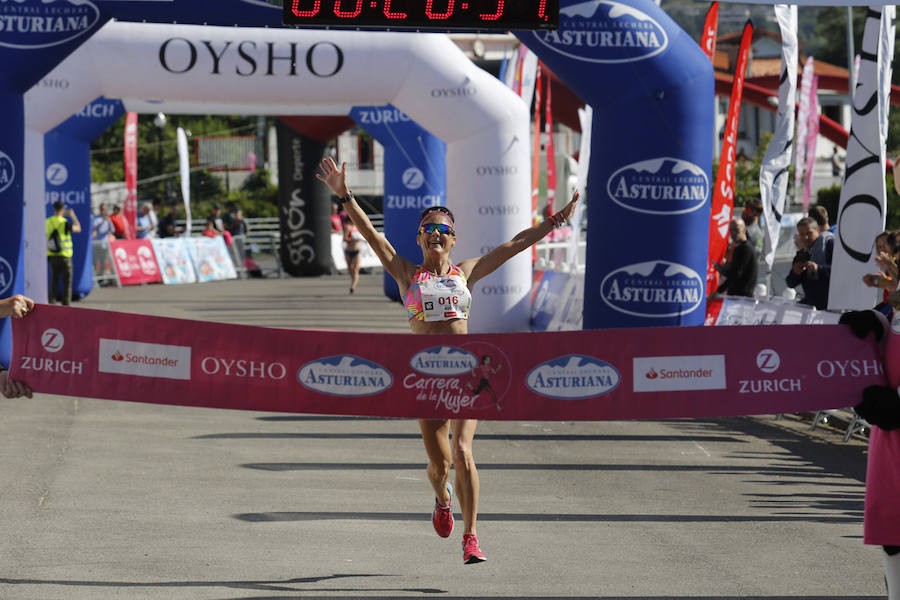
[785, 217, 833, 309]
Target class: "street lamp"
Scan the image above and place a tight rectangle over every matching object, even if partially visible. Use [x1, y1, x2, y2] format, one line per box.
[153, 112, 167, 202]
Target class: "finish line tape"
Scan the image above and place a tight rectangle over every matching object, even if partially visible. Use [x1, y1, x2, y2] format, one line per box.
[10, 304, 885, 421]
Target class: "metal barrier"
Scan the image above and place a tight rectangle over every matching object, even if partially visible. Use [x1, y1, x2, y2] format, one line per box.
[91, 239, 121, 287]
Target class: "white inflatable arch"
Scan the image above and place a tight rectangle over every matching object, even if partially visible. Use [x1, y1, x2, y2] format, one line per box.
[24, 21, 530, 332]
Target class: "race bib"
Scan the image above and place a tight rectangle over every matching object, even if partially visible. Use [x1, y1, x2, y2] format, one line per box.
[420, 275, 471, 322]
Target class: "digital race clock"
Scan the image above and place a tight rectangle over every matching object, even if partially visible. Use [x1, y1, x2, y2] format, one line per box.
[283, 0, 558, 31]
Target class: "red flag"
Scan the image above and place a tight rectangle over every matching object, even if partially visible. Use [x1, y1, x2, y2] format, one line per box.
[123, 112, 138, 239]
[531, 63, 543, 262]
[544, 71, 557, 218]
[700, 2, 719, 62]
[706, 21, 752, 298]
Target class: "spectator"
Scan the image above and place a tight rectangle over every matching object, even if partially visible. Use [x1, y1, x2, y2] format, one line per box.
[157, 203, 179, 238]
[331, 201, 343, 234]
[222, 202, 237, 232]
[148, 200, 160, 238]
[0, 294, 35, 399]
[785, 216, 834, 310]
[91, 203, 113, 240]
[46, 200, 82, 306]
[228, 207, 250, 237]
[203, 219, 233, 246]
[135, 202, 153, 239]
[831, 146, 843, 178]
[209, 204, 225, 233]
[809, 204, 837, 235]
[716, 218, 758, 298]
[863, 231, 900, 299]
[108, 205, 127, 239]
[741, 197, 764, 257]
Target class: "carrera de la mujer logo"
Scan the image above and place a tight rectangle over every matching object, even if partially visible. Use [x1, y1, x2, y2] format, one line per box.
[532, 0, 669, 64]
[0, 0, 100, 50]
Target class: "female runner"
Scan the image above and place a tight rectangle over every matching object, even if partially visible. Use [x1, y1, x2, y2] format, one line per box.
[317, 156, 579, 564]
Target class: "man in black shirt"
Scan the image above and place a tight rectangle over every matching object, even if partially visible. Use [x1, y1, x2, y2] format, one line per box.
[716, 218, 758, 297]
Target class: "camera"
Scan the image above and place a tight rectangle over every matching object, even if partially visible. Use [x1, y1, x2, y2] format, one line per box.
[793, 248, 812, 264]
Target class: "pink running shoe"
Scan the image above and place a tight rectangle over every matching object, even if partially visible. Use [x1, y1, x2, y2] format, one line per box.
[462, 533, 487, 564]
[432, 482, 453, 538]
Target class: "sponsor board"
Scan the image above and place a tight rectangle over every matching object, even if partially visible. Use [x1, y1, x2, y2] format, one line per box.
[601, 261, 704, 318]
[298, 355, 392, 397]
[607, 158, 708, 215]
[533, 0, 669, 64]
[633, 355, 726, 392]
[526, 355, 620, 399]
[98, 339, 191, 381]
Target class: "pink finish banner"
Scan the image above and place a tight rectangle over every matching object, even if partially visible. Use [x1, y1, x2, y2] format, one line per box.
[10, 305, 887, 421]
[108, 239, 163, 286]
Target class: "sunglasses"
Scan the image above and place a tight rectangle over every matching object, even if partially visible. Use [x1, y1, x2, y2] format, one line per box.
[419, 223, 455, 236]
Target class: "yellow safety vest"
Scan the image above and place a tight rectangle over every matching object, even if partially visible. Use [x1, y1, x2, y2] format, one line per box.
[46, 215, 74, 258]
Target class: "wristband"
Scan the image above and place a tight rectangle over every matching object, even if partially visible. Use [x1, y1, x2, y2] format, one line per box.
[339, 191, 353, 204]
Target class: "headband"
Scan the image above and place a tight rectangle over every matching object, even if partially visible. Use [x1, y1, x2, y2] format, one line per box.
[418, 207, 454, 230]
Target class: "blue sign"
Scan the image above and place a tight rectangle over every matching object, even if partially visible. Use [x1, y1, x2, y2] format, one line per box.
[45, 97, 125, 299]
[349, 104, 446, 301]
[518, 0, 714, 329]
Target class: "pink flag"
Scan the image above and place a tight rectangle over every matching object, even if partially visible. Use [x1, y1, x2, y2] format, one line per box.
[803, 76, 820, 210]
[123, 112, 138, 239]
[544, 70, 557, 217]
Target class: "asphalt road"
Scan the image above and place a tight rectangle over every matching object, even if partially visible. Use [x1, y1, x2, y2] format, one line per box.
[0, 272, 887, 599]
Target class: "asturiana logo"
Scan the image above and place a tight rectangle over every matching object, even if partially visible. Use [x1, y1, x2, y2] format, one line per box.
[0, 0, 100, 50]
[526, 355, 620, 399]
[533, 0, 668, 64]
[0, 256, 13, 296]
[0, 150, 15, 195]
[601, 261, 704, 318]
[298, 355, 392, 397]
[410, 346, 478, 376]
[607, 158, 709, 215]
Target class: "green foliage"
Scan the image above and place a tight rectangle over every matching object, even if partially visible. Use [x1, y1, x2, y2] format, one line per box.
[714, 132, 795, 211]
[816, 175, 900, 231]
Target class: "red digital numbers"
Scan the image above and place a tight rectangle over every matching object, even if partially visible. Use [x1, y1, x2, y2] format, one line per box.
[478, 0, 504, 21]
[292, 0, 321, 17]
[383, 0, 407, 19]
[538, 0, 548, 21]
[425, 0, 455, 20]
[333, 0, 363, 17]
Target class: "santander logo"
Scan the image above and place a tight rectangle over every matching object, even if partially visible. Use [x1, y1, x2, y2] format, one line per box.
[645, 368, 658, 379]
[111, 350, 124, 362]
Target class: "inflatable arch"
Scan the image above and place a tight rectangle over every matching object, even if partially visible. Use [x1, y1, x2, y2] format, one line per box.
[20, 22, 530, 341]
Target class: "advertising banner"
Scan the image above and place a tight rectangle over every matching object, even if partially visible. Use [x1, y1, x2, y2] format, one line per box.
[11, 305, 885, 421]
[828, 7, 890, 310]
[275, 120, 334, 277]
[185, 237, 237, 283]
[713, 296, 840, 326]
[759, 5, 797, 271]
[519, 0, 715, 329]
[795, 56, 814, 204]
[707, 21, 753, 297]
[108, 239, 162, 286]
[803, 75, 820, 210]
[348, 104, 446, 300]
[700, 2, 720, 61]
[151, 238, 197, 285]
